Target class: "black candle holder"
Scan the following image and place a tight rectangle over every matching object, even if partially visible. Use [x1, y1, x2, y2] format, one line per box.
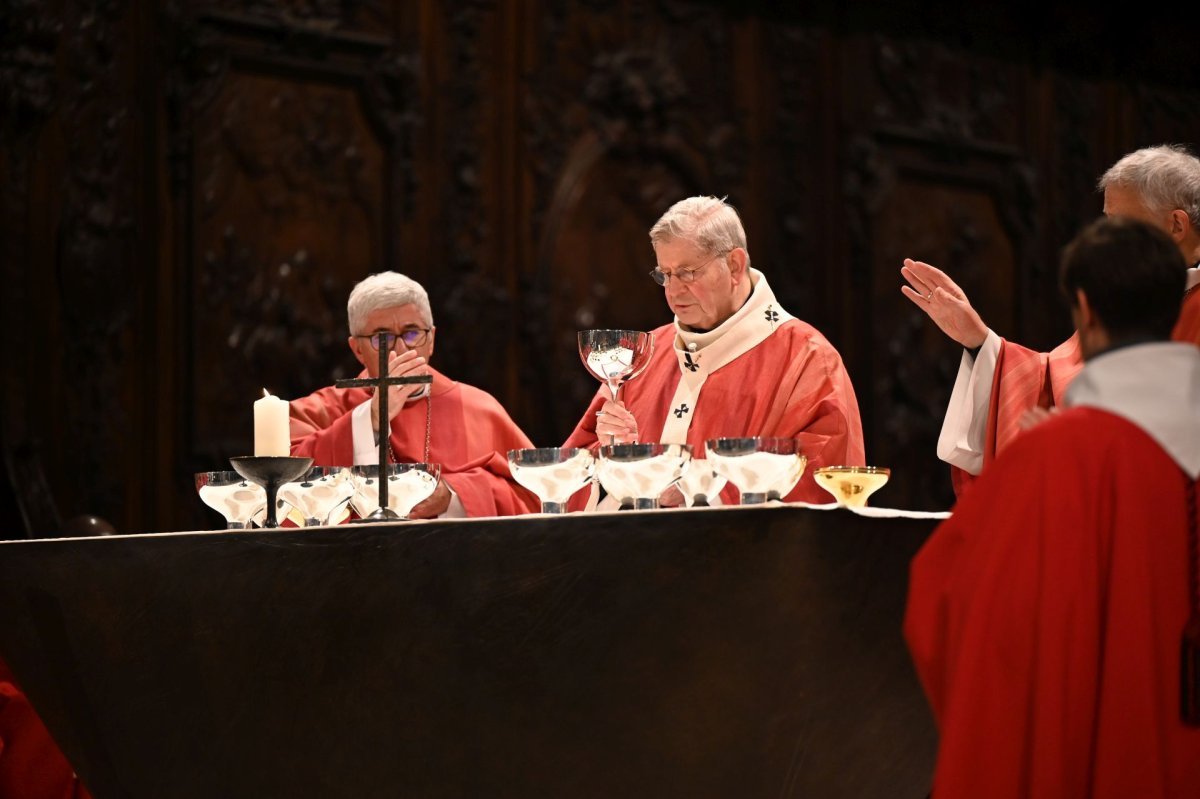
[229, 456, 314, 528]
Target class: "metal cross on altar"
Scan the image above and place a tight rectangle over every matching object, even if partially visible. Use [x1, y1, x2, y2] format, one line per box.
[335, 337, 432, 522]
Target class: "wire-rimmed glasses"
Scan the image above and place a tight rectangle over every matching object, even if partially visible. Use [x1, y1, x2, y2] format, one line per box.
[648, 251, 726, 286]
[353, 328, 432, 351]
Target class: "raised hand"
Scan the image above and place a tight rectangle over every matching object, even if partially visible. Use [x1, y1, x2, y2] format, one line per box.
[371, 349, 430, 433]
[900, 258, 989, 349]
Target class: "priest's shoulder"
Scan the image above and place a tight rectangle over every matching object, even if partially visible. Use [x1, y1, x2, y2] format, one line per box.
[443, 378, 520, 419]
[995, 406, 1160, 466]
[772, 317, 850, 358]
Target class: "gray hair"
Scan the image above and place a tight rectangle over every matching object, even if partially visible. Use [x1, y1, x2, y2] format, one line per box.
[649, 195, 750, 264]
[1098, 144, 1200, 228]
[346, 271, 433, 334]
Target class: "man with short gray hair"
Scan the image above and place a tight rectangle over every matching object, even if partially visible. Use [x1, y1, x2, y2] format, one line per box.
[900, 143, 1200, 494]
[290, 271, 539, 518]
[565, 195, 865, 505]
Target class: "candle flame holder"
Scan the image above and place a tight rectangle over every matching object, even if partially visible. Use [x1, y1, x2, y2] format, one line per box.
[229, 456, 314, 528]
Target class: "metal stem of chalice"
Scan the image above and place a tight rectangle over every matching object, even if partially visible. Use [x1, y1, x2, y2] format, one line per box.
[229, 456, 314, 528]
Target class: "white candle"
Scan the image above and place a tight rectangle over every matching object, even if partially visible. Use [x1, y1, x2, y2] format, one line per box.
[254, 389, 291, 456]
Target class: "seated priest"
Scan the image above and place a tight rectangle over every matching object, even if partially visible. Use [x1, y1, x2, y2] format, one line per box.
[904, 215, 1200, 798]
[290, 271, 539, 518]
[564, 195, 865, 505]
[900, 143, 1200, 496]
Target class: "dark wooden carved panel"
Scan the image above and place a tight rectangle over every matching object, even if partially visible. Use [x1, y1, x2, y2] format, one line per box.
[195, 0, 395, 36]
[1, 0, 142, 533]
[163, 7, 420, 531]
[191, 74, 385, 447]
[5, 2, 1200, 537]
[424, 1, 512, 407]
[1, 0, 64, 535]
[517, 4, 748, 446]
[841, 37, 1038, 511]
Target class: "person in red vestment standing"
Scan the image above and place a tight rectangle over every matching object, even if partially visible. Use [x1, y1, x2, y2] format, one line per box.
[564, 195, 865, 506]
[904, 215, 1200, 799]
[0, 656, 91, 799]
[900, 144, 1200, 495]
[290, 271, 539, 518]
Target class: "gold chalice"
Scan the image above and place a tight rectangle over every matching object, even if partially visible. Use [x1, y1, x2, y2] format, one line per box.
[813, 465, 891, 508]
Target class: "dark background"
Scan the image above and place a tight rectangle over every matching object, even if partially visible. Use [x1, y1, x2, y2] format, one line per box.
[3, 0, 1198, 535]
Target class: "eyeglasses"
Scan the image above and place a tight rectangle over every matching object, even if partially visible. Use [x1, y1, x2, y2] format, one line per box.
[355, 328, 431, 351]
[648, 252, 725, 286]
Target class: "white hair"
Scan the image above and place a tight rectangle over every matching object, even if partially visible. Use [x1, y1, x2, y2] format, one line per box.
[346, 271, 433, 334]
[649, 195, 750, 265]
[1098, 144, 1200, 228]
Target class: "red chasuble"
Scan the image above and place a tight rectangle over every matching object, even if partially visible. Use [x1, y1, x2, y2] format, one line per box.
[952, 287, 1200, 496]
[563, 318, 865, 505]
[0, 658, 91, 799]
[905, 409, 1200, 798]
[290, 366, 539, 517]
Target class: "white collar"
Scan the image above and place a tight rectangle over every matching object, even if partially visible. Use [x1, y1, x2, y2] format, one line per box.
[675, 268, 785, 353]
[1187, 264, 1200, 292]
[1064, 342, 1200, 478]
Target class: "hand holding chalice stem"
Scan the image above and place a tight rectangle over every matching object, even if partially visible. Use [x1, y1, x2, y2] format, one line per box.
[578, 330, 654, 446]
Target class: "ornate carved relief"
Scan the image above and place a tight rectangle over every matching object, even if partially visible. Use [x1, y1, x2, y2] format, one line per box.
[165, 6, 420, 487]
[845, 128, 1036, 509]
[760, 25, 822, 310]
[521, 3, 747, 442]
[436, 1, 508, 395]
[869, 35, 1014, 142]
[53, 0, 137, 521]
[0, 0, 59, 144]
[0, 0, 61, 477]
[198, 0, 390, 38]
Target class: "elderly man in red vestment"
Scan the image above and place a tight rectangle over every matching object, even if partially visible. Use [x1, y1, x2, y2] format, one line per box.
[564, 195, 865, 505]
[904, 215, 1200, 799]
[290, 271, 539, 518]
[900, 144, 1200, 495]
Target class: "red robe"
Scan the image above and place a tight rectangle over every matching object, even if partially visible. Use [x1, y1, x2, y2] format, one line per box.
[564, 319, 865, 505]
[290, 366, 539, 517]
[952, 287, 1200, 495]
[0, 657, 91, 799]
[905, 409, 1200, 798]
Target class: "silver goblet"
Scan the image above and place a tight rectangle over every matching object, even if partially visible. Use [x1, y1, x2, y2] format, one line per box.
[508, 448, 596, 514]
[705, 437, 807, 505]
[578, 329, 655, 402]
[194, 471, 267, 529]
[278, 466, 355, 526]
[675, 457, 729, 507]
[597, 442, 692, 510]
[350, 463, 442, 520]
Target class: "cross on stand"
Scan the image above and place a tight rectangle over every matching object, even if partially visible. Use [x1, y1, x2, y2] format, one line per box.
[336, 341, 432, 523]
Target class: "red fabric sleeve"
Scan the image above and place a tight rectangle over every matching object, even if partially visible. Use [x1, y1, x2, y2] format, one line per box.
[0, 658, 91, 799]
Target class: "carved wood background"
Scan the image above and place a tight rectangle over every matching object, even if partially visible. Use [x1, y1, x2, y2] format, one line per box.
[3, 1, 1199, 535]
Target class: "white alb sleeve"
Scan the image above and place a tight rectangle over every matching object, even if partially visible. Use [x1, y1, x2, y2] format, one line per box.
[351, 400, 379, 466]
[935, 329, 1001, 476]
